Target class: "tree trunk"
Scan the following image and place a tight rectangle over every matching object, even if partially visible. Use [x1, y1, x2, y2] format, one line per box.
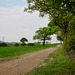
[43, 37, 45, 47]
[63, 23, 75, 53]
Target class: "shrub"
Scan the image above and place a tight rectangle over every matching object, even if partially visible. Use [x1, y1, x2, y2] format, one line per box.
[7, 43, 14, 47]
[27, 43, 35, 46]
[21, 43, 26, 46]
[14, 43, 19, 47]
[0, 42, 7, 47]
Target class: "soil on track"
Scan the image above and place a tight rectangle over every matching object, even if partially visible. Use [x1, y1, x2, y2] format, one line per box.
[0, 45, 61, 75]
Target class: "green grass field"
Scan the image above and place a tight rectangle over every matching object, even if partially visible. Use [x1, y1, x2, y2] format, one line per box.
[0, 44, 57, 58]
[26, 47, 75, 75]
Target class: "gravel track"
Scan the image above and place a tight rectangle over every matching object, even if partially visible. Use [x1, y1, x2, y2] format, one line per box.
[0, 45, 61, 75]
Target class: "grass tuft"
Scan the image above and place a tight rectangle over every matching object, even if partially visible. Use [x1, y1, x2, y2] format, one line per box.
[26, 47, 75, 75]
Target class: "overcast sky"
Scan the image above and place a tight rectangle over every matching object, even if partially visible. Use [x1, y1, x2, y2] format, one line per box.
[0, 0, 59, 43]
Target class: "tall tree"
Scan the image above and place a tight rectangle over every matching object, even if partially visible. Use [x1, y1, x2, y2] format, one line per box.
[25, 0, 75, 53]
[33, 27, 51, 47]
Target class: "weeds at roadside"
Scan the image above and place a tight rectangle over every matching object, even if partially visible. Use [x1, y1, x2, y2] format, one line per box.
[26, 47, 75, 75]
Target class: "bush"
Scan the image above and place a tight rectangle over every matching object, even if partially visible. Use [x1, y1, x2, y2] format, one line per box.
[0, 42, 7, 47]
[27, 43, 35, 46]
[21, 43, 26, 46]
[7, 43, 14, 47]
[14, 43, 19, 47]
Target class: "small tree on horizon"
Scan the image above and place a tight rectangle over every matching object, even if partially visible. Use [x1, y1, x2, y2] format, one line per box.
[20, 37, 28, 44]
[33, 27, 52, 47]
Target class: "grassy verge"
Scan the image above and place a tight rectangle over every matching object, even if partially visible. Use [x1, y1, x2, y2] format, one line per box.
[26, 47, 75, 75]
[0, 44, 57, 58]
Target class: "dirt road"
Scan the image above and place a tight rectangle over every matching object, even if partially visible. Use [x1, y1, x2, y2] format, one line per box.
[0, 45, 61, 75]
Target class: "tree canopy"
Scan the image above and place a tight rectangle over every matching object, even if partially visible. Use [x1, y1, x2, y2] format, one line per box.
[48, 20, 57, 34]
[25, 0, 75, 17]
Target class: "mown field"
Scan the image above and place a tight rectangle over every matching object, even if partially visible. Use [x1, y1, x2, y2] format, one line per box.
[0, 44, 57, 58]
[26, 47, 75, 75]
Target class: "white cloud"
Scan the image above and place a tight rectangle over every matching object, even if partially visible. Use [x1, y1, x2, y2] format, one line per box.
[0, 6, 60, 43]
[0, 6, 24, 15]
[0, 6, 50, 42]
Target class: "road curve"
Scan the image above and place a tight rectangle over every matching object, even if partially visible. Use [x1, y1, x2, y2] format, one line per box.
[0, 45, 61, 75]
